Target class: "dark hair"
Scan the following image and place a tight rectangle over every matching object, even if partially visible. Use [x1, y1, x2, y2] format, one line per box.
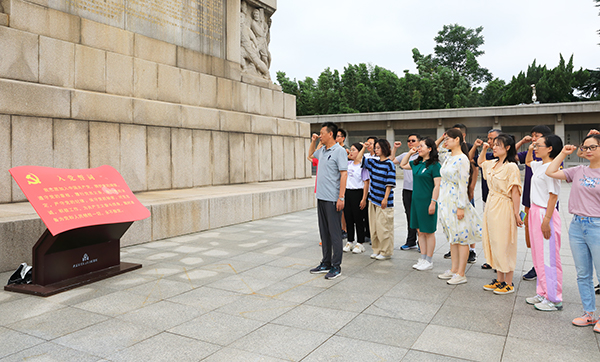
[446, 128, 474, 178]
[375, 139, 391, 157]
[337, 128, 347, 138]
[408, 133, 421, 140]
[530, 125, 552, 136]
[494, 133, 518, 164]
[541, 135, 563, 159]
[367, 136, 378, 142]
[414, 137, 439, 167]
[582, 134, 600, 145]
[452, 123, 467, 134]
[351, 142, 363, 152]
[321, 122, 338, 137]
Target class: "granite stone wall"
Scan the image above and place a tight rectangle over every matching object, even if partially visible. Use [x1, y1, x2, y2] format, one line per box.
[0, 0, 309, 205]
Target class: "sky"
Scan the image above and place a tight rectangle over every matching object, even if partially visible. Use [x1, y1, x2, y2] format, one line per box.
[269, 0, 600, 84]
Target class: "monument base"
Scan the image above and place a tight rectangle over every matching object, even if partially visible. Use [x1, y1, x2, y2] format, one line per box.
[4, 262, 141, 297]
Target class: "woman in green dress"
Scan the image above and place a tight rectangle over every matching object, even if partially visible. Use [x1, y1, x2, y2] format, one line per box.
[400, 137, 441, 271]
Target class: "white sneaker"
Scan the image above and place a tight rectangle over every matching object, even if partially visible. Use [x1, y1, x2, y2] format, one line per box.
[343, 242, 353, 252]
[375, 254, 391, 260]
[534, 298, 563, 311]
[352, 243, 365, 254]
[438, 270, 454, 280]
[412, 258, 425, 269]
[525, 294, 545, 305]
[447, 274, 467, 285]
[370, 253, 379, 259]
[416, 260, 433, 271]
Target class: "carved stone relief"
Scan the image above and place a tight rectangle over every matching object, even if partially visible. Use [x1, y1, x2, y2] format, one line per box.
[240, 0, 272, 80]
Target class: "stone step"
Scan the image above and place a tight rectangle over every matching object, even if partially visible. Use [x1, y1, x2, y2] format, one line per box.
[0, 178, 316, 272]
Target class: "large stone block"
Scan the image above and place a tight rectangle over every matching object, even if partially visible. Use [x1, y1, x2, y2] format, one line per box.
[0, 116, 11, 203]
[217, 78, 233, 110]
[192, 130, 212, 187]
[258, 135, 272, 182]
[11, 117, 54, 201]
[232, 81, 248, 113]
[305, 138, 312, 177]
[158, 64, 181, 104]
[220, 111, 251, 133]
[272, 91, 284, 118]
[0, 13, 7, 27]
[171, 128, 193, 189]
[209, 194, 252, 229]
[211, 131, 229, 185]
[284, 93, 297, 120]
[53, 119, 89, 170]
[10, 0, 80, 43]
[271, 135, 284, 180]
[0, 218, 46, 272]
[106, 52, 134, 97]
[211, 56, 226, 78]
[283, 137, 296, 180]
[120, 124, 147, 192]
[177, 46, 211, 75]
[39, 36, 75, 88]
[133, 58, 158, 100]
[260, 88, 274, 116]
[81, 18, 133, 56]
[294, 138, 305, 179]
[181, 69, 201, 107]
[134, 34, 176, 66]
[121, 212, 151, 247]
[244, 133, 259, 183]
[229, 133, 245, 184]
[133, 99, 181, 127]
[146, 126, 172, 190]
[151, 199, 209, 240]
[181, 106, 219, 130]
[253, 190, 290, 220]
[278, 118, 299, 137]
[71, 90, 133, 123]
[251, 115, 277, 135]
[298, 121, 311, 137]
[199, 73, 218, 108]
[75, 45, 106, 92]
[0, 26, 38, 82]
[247, 85, 261, 114]
[0, 79, 70, 119]
[89, 121, 120, 169]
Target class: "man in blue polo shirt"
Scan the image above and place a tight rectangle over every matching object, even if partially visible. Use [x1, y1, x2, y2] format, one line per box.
[308, 122, 348, 280]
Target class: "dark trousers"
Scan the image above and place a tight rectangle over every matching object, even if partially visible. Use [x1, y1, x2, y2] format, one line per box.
[344, 189, 367, 243]
[317, 199, 343, 268]
[403, 189, 418, 245]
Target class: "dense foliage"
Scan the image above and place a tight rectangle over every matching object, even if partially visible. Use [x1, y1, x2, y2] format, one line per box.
[277, 23, 598, 116]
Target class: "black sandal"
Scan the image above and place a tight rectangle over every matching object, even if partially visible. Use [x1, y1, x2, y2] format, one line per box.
[481, 263, 492, 270]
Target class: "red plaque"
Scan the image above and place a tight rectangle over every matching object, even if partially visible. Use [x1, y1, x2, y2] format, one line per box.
[10, 165, 150, 236]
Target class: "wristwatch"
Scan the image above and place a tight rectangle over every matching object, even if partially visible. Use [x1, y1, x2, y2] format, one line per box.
[339, 197, 345, 201]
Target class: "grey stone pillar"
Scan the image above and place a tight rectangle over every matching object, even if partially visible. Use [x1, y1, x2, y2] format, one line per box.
[227, 0, 241, 63]
[437, 119, 444, 138]
[386, 122, 395, 145]
[555, 114, 565, 141]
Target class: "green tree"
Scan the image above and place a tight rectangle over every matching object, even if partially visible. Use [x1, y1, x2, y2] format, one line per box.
[480, 78, 506, 106]
[433, 24, 493, 85]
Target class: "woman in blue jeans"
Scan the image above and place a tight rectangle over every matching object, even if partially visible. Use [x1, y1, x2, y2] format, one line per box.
[546, 132, 600, 333]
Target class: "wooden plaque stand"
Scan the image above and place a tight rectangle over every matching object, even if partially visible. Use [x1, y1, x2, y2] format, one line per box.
[4, 222, 141, 297]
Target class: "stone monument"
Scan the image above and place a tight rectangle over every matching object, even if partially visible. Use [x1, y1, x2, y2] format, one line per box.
[0, 0, 313, 272]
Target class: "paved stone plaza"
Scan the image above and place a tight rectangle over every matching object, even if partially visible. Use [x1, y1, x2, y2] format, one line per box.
[1, 183, 599, 361]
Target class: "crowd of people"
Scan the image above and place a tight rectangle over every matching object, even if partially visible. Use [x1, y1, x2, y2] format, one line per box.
[308, 121, 600, 334]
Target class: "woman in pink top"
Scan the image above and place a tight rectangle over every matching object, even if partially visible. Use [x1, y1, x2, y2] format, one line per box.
[546, 132, 600, 333]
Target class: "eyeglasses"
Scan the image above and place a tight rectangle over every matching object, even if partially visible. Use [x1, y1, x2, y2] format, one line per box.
[336, 134, 343, 138]
[580, 145, 599, 152]
[532, 144, 547, 150]
[407, 139, 418, 143]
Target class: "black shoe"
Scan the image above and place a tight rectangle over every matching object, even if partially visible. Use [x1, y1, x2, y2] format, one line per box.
[443, 250, 451, 259]
[523, 267, 537, 281]
[481, 263, 492, 270]
[325, 266, 341, 280]
[310, 263, 331, 274]
[468, 250, 477, 264]
[342, 231, 348, 240]
[595, 284, 600, 295]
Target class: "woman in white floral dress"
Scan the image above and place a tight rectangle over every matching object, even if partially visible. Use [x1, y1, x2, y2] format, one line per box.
[436, 128, 483, 285]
